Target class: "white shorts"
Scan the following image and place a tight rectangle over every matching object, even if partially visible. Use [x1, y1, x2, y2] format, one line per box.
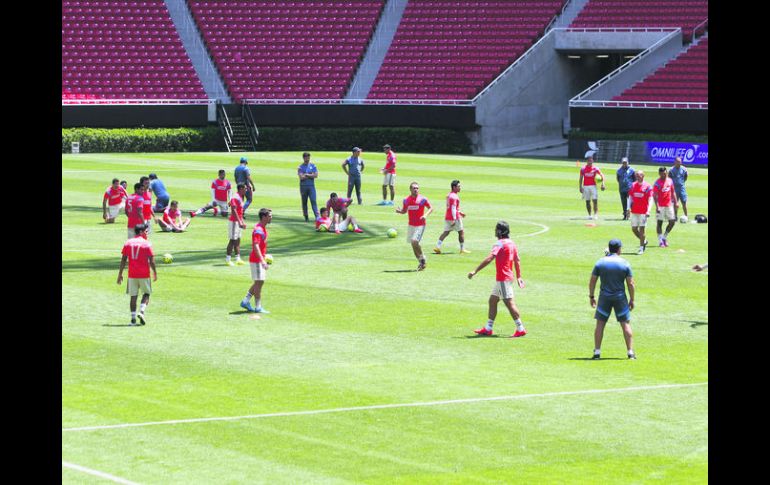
[108, 203, 123, 218]
[383, 173, 396, 186]
[491, 281, 514, 299]
[250, 262, 267, 281]
[160, 224, 174, 232]
[629, 213, 648, 227]
[228, 220, 243, 240]
[443, 218, 464, 232]
[582, 185, 598, 201]
[212, 200, 229, 212]
[407, 225, 425, 243]
[144, 219, 153, 235]
[127, 278, 152, 297]
[657, 206, 675, 221]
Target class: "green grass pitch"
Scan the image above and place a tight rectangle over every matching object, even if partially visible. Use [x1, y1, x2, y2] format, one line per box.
[62, 152, 707, 484]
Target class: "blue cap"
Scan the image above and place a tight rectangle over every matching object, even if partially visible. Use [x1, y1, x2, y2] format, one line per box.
[240, 157, 248, 163]
[608, 239, 622, 253]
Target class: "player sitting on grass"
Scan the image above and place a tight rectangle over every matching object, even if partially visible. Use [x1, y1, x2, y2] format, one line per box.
[190, 169, 231, 218]
[316, 207, 362, 233]
[156, 200, 191, 232]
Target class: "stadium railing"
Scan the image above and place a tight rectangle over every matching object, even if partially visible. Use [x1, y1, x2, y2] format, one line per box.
[61, 99, 214, 105]
[240, 98, 474, 106]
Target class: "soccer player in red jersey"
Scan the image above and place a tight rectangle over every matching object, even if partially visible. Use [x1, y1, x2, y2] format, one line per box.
[325, 193, 354, 234]
[652, 166, 679, 247]
[139, 176, 156, 236]
[240, 208, 273, 314]
[315, 207, 333, 231]
[191, 170, 231, 218]
[315, 207, 362, 233]
[117, 224, 157, 326]
[226, 184, 248, 266]
[395, 181, 433, 271]
[433, 180, 469, 255]
[102, 178, 128, 224]
[468, 221, 527, 338]
[579, 156, 606, 220]
[125, 183, 147, 240]
[157, 200, 191, 233]
[378, 144, 397, 205]
[627, 171, 653, 254]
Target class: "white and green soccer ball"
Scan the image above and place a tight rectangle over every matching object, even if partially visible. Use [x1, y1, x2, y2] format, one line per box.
[162, 253, 173, 264]
[318, 224, 328, 232]
[387, 228, 397, 238]
[679, 215, 688, 224]
[265, 254, 273, 265]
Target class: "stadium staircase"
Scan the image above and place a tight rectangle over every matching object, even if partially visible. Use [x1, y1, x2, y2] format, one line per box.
[346, 0, 409, 100]
[218, 104, 257, 152]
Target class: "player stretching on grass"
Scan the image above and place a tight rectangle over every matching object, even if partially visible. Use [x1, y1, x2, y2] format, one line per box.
[589, 238, 636, 360]
[102, 178, 128, 224]
[325, 193, 354, 234]
[226, 184, 247, 266]
[117, 224, 157, 326]
[315, 207, 363, 233]
[434, 179, 469, 254]
[469, 221, 527, 338]
[191, 170, 231, 218]
[240, 208, 272, 314]
[157, 200, 191, 232]
[395, 182, 433, 271]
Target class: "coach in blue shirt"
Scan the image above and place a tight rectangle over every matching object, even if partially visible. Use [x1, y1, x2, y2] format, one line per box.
[298, 152, 319, 221]
[616, 157, 635, 220]
[342, 147, 365, 205]
[148, 173, 170, 212]
[589, 239, 636, 360]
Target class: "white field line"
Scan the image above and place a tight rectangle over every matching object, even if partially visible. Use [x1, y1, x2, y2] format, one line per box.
[63, 382, 706, 433]
[62, 168, 217, 173]
[62, 461, 141, 485]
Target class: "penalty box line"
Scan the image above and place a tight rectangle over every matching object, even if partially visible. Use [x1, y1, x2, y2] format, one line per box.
[63, 382, 707, 433]
[62, 461, 141, 485]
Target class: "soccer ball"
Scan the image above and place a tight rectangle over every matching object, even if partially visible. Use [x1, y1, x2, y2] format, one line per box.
[318, 225, 328, 232]
[162, 253, 173, 264]
[348, 223, 354, 231]
[679, 215, 688, 224]
[387, 228, 397, 238]
[265, 254, 273, 265]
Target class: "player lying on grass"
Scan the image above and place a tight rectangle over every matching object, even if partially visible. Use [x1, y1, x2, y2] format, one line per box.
[315, 207, 363, 233]
[156, 200, 191, 232]
[469, 221, 527, 338]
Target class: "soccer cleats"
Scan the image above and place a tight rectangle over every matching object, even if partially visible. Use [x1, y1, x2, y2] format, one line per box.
[459, 249, 471, 254]
[136, 313, 146, 326]
[235, 259, 246, 265]
[511, 330, 527, 338]
[240, 301, 256, 313]
[474, 327, 494, 336]
[253, 307, 270, 314]
[226, 261, 236, 267]
[592, 353, 601, 360]
[354, 228, 364, 233]
[628, 353, 637, 360]
[130, 318, 138, 326]
[432, 247, 442, 254]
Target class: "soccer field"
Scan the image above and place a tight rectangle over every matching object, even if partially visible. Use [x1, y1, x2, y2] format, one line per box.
[62, 152, 708, 484]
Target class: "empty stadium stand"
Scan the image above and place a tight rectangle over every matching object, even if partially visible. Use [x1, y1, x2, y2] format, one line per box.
[569, 0, 708, 41]
[188, 0, 385, 102]
[367, 0, 565, 100]
[613, 35, 707, 103]
[62, 0, 208, 100]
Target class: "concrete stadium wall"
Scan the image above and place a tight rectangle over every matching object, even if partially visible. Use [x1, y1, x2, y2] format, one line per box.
[554, 30, 672, 52]
[570, 107, 707, 133]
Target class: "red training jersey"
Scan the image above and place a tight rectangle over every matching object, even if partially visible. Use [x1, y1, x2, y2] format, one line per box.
[104, 186, 127, 206]
[445, 192, 460, 221]
[581, 165, 601, 186]
[162, 207, 179, 225]
[653, 177, 675, 207]
[249, 223, 269, 263]
[212, 178, 232, 202]
[401, 194, 431, 226]
[315, 216, 331, 230]
[125, 194, 145, 228]
[629, 181, 653, 214]
[229, 194, 244, 222]
[142, 191, 153, 219]
[122, 236, 154, 279]
[384, 151, 397, 174]
[490, 238, 520, 282]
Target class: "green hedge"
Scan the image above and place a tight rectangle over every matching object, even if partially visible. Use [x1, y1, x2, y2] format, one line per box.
[254, 127, 471, 154]
[569, 130, 708, 143]
[62, 127, 224, 153]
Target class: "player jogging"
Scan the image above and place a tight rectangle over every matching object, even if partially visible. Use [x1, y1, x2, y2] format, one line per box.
[652, 166, 678, 247]
[579, 156, 606, 220]
[191, 170, 231, 218]
[434, 179, 469, 254]
[589, 239, 636, 360]
[102, 178, 128, 223]
[395, 181, 433, 271]
[240, 208, 272, 313]
[378, 144, 397, 205]
[117, 224, 157, 326]
[226, 184, 248, 266]
[627, 171, 653, 254]
[469, 221, 527, 338]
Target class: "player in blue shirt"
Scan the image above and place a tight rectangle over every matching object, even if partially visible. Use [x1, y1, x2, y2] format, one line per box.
[342, 147, 365, 205]
[148, 173, 170, 213]
[669, 156, 689, 221]
[589, 239, 637, 360]
[234, 157, 256, 213]
[616, 157, 635, 220]
[297, 152, 319, 221]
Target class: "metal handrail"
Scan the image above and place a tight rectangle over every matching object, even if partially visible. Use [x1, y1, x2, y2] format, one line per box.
[242, 105, 259, 148]
[691, 18, 708, 41]
[61, 99, 214, 105]
[241, 98, 473, 106]
[569, 28, 681, 102]
[570, 99, 707, 109]
[218, 104, 233, 149]
[544, 0, 574, 33]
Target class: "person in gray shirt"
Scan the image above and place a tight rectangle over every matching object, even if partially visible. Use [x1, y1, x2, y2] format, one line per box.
[342, 147, 365, 205]
[616, 157, 635, 220]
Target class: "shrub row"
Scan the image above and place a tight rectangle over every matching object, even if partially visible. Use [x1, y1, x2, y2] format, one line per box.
[62, 127, 224, 153]
[569, 130, 708, 143]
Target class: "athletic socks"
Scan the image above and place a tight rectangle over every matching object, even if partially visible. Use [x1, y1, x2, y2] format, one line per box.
[594, 349, 601, 356]
[131, 311, 137, 319]
[485, 319, 494, 331]
[436, 240, 443, 248]
[460, 243, 465, 251]
[255, 299, 261, 309]
[226, 255, 231, 263]
[514, 319, 525, 331]
[139, 303, 147, 314]
[242, 292, 252, 305]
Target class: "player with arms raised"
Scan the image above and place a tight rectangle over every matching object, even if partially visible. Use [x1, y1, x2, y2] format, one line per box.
[117, 224, 157, 326]
[469, 221, 527, 338]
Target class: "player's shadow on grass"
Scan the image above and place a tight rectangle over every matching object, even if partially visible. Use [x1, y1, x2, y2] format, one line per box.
[101, 324, 138, 327]
[688, 321, 708, 328]
[462, 334, 503, 339]
[382, 269, 417, 273]
[266, 216, 393, 256]
[568, 357, 625, 361]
